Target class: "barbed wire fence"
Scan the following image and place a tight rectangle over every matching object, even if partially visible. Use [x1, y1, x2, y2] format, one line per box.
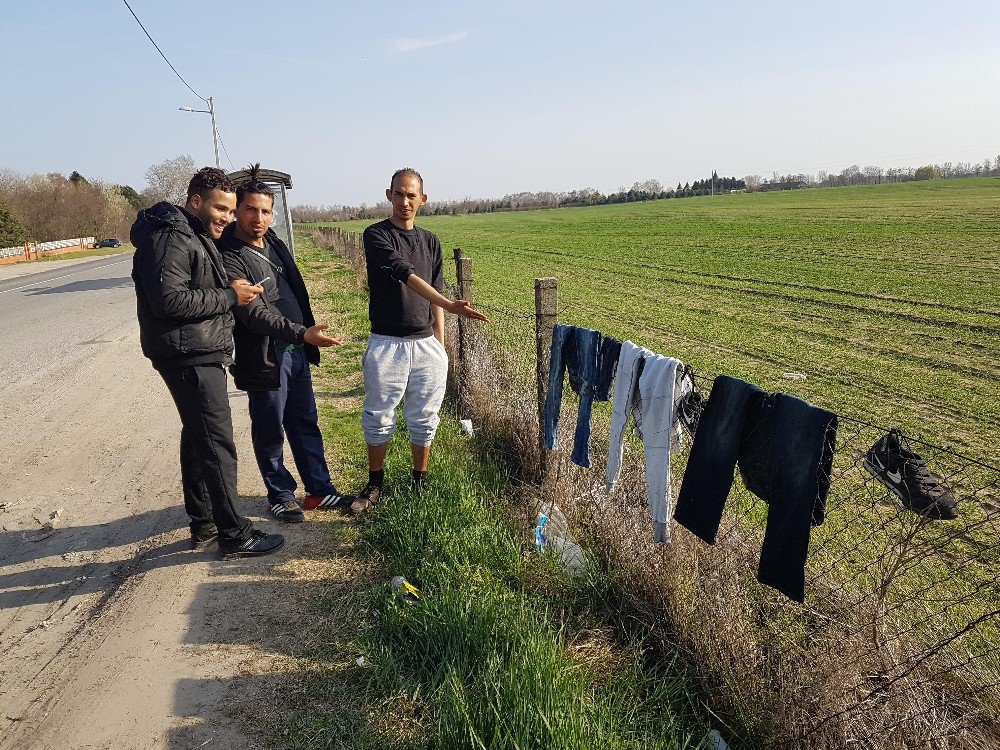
[313, 227, 999, 749]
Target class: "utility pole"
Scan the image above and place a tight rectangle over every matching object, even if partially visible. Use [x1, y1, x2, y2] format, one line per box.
[208, 96, 220, 169]
[179, 98, 221, 168]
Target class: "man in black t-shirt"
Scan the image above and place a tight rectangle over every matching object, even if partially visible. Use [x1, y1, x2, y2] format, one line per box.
[353, 168, 488, 511]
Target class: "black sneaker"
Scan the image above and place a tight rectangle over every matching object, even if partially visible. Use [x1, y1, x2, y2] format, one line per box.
[864, 429, 958, 520]
[190, 526, 219, 551]
[410, 475, 430, 494]
[350, 484, 382, 515]
[219, 530, 286, 559]
[269, 500, 305, 523]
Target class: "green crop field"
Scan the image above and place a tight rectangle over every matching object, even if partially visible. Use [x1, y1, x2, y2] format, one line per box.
[320, 178, 1000, 463]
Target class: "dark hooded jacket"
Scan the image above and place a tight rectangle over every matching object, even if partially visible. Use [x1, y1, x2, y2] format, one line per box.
[217, 224, 319, 391]
[130, 202, 238, 370]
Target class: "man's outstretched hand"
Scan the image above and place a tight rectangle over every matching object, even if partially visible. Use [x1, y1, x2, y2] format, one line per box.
[448, 300, 489, 322]
[303, 323, 344, 347]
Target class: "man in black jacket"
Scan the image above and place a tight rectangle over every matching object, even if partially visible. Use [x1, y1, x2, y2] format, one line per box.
[219, 170, 352, 523]
[131, 167, 284, 558]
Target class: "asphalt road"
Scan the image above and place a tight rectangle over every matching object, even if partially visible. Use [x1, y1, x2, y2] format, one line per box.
[0, 254, 278, 749]
[0, 254, 137, 388]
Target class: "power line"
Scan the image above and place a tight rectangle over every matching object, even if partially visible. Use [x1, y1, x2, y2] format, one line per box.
[216, 127, 237, 170]
[121, 0, 207, 103]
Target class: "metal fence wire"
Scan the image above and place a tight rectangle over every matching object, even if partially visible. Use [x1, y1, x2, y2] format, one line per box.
[314, 229, 1000, 750]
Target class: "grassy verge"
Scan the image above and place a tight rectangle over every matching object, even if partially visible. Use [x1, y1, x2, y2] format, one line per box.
[276, 234, 714, 749]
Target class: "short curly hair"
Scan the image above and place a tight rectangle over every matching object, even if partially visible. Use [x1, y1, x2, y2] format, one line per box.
[186, 167, 237, 200]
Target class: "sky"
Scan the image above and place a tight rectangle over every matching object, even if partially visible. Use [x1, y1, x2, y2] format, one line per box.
[3, 1, 999, 205]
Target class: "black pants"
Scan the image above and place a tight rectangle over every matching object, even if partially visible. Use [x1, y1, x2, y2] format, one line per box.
[674, 375, 837, 603]
[159, 364, 252, 544]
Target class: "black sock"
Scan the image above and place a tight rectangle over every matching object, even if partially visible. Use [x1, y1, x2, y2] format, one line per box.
[368, 469, 384, 488]
[412, 470, 427, 485]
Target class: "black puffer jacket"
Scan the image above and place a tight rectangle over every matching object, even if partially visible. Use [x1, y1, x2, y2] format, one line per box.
[130, 202, 238, 370]
[218, 225, 319, 391]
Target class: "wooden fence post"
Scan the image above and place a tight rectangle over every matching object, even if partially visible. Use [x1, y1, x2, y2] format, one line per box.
[453, 248, 474, 370]
[452, 249, 475, 414]
[535, 278, 558, 463]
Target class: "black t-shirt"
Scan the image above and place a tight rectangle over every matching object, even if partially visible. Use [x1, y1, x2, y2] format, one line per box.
[363, 219, 443, 338]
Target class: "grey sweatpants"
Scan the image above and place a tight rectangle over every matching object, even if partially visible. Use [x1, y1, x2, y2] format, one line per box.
[361, 333, 448, 447]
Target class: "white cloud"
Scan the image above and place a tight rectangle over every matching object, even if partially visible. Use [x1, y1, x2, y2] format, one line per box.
[391, 31, 469, 54]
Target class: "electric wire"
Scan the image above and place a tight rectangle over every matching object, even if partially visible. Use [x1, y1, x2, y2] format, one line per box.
[216, 127, 237, 170]
[120, 0, 207, 103]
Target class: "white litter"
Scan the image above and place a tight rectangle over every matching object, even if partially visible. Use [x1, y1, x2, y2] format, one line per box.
[705, 729, 728, 749]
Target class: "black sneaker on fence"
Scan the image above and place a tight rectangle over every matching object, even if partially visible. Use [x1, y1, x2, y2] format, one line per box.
[219, 530, 286, 559]
[269, 500, 305, 523]
[863, 429, 958, 520]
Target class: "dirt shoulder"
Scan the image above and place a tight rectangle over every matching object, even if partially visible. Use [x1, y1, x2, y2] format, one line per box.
[0, 249, 369, 750]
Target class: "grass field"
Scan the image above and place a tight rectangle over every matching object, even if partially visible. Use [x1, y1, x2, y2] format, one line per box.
[320, 178, 999, 461]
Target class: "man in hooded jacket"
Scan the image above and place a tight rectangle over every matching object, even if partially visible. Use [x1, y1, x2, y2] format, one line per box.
[130, 167, 284, 558]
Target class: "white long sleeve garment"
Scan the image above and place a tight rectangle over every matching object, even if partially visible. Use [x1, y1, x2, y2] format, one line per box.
[606, 341, 647, 493]
[606, 341, 686, 543]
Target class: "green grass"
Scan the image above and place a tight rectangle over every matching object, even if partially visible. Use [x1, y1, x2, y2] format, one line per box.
[314, 178, 1000, 460]
[280, 235, 716, 750]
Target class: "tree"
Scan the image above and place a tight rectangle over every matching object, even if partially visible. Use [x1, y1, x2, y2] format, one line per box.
[69, 170, 90, 186]
[631, 179, 663, 195]
[0, 201, 27, 246]
[143, 154, 196, 206]
[118, 184, 145, 211]
[914, 165, 940, 181]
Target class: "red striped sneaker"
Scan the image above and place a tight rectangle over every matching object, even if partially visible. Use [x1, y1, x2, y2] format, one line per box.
[303, 490, 356, 512]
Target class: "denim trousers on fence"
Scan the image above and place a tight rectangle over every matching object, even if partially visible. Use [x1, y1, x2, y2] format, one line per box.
[673, 375, 837, 602]
[543, 324, 601, 468]
[594, 335, 622, 402]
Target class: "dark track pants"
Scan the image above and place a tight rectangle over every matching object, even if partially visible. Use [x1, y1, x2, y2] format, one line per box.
[159, 364, 253, 545]
[247, 347, 334, 504]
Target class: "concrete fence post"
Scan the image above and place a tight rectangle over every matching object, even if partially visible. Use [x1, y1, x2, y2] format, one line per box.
[535, 277, 557, 465]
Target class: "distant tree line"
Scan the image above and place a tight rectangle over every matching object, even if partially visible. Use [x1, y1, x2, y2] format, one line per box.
[293, 156, 1000, 223]
[291, 174, 749, 223]
[746, 156, 1000, 192]
[0, 168, 144, 246]
[0, 154, 202, 246]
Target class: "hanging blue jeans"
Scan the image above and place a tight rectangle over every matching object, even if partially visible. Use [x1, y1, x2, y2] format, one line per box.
[594, 335, 622, 402]
[543, 324, 601, 468]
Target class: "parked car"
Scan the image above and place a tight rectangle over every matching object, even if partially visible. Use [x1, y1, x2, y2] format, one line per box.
[95, 238, 122, 248]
